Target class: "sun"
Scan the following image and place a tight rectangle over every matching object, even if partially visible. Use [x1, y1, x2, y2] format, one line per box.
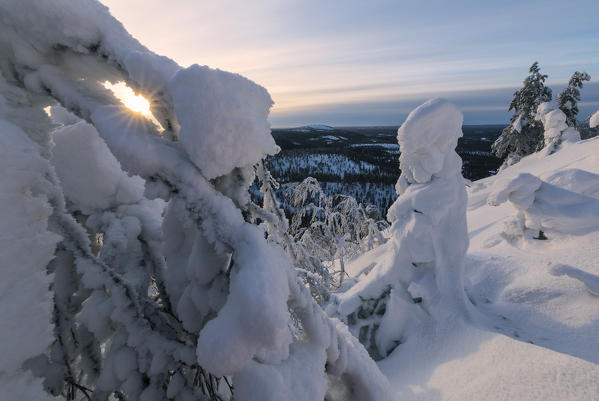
[103, 81, 152, 116]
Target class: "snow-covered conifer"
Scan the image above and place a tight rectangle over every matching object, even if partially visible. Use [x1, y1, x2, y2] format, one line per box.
[289, 177, 388, 289]
[535, 103, 581, 155]
[492, 62, 552, 166]
[557, 71, 591, 128]
[335, 99, 472, 360]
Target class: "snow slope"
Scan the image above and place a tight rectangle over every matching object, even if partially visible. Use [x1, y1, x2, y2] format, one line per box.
[347, 135, 599, 400]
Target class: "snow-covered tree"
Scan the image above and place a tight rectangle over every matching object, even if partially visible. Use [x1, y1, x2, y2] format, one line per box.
[557, 71, 591, 128]
[535, 102, 581, 155]
[334, 99, 473, 360]
[591, 111, 599, 127]
[288, 177, 388, 288]
[488, 172, 599, 241]
[492, 62, 552, 166]
[250, 165, 334, 305]
[0, 1, 396, 400]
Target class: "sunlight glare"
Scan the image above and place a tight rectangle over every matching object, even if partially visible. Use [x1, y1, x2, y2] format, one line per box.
[103, 81, 152, 116]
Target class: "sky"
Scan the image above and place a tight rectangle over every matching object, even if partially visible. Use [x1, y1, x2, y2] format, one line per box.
[100, 0, 599, 127]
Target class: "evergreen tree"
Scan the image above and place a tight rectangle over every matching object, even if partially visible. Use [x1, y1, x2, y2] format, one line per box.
[557, 71, 591, 128]
[492, 62, 552, 164]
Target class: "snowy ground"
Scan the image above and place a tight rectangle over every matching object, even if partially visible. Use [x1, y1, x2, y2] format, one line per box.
[347, 136, 599, 400]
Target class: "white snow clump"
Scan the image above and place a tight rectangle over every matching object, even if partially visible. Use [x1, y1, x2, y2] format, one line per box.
[535, 102, 580, 155]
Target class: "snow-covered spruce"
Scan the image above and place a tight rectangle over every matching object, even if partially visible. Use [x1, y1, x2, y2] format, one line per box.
[0, 1, 395, 400]
[492, 62, 552, 168]
[334, 99, 473, 360]
[534, 103, 580, 155]
[557, 71, 591, 128]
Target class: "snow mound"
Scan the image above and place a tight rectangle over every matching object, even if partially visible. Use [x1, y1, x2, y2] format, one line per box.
[549, 264, 599, 296]
[543, 168, 599, 197]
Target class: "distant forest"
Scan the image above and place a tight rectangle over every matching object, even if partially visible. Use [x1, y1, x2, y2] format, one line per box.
[262, 125, 504, 215]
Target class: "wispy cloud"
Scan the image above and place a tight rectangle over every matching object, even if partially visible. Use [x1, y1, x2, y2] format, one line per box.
[101, 0, 599, 124]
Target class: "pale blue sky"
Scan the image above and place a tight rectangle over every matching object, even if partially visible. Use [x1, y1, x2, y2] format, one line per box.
[101, 0, 599, 126]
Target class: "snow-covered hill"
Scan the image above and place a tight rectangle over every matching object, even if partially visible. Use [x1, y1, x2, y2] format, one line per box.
[346, 135, 599, 400]
[289, 124, 335, 132]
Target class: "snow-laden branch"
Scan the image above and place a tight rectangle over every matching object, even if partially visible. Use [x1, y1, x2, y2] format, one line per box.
[0, 1, 396, 399]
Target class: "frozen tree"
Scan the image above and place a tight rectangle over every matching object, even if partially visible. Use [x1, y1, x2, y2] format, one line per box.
[334, 99, 473, 360]
[488, 172, 599, 241]
[590, 110, 599, 129]
[0, 1, 396, 400]
[492, 62, 552, 167]
[249, 164, 334, 305]
[557, 71, 591, 128]
[288, 177, 388, 288]
[535, 102, 580, 155]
